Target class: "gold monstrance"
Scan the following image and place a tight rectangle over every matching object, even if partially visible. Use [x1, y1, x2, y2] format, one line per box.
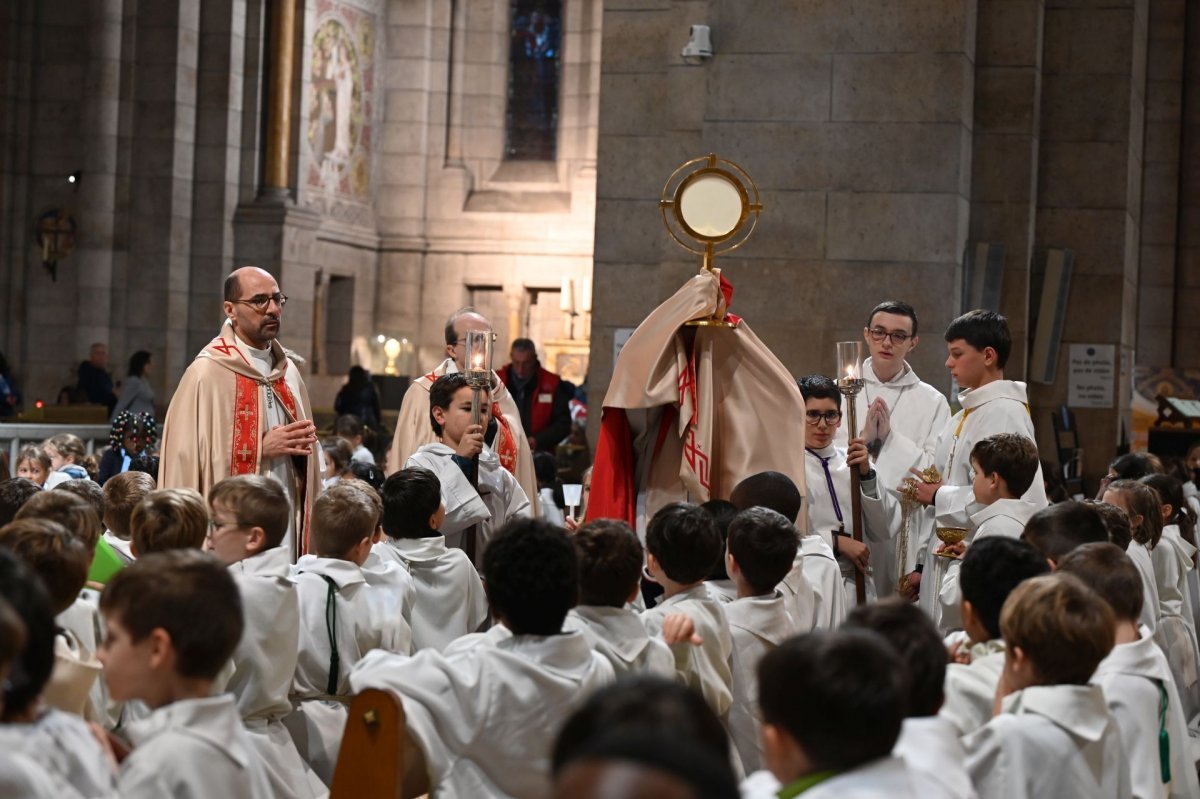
[660, 154, 763, 326]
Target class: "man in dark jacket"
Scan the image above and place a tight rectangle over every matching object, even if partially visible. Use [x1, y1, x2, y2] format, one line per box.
[497, 338, 573, 454]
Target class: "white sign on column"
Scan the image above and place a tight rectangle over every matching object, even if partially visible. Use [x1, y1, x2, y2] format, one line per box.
[1067, 344, 1115, 409]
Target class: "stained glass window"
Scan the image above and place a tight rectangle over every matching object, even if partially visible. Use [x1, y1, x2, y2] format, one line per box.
[505, 1, 562, 161]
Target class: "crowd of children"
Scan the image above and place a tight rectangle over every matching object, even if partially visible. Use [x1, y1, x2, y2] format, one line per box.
[3, 307, 1200, 798]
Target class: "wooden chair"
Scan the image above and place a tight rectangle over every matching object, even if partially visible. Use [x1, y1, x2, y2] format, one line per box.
[330, 689, 430, 799]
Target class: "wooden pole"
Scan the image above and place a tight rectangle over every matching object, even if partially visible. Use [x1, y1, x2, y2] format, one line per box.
[846, 396, 867, 605]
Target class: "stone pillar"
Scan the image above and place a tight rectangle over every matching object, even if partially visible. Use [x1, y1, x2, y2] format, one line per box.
[260, 0, 296, 200]
[970, 0, 1045, 379]
[1027, 0, 1149, 482]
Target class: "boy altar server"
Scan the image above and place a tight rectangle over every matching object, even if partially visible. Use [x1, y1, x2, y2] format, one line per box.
[349, 518, 615, 799]
[565, 518, 674, 677]
[837, 300, 951, 597]
[206, 475, 326, 798]
[729, 471, 828, 629]
[406, 372, 530, 559]
[373, 466, 487, 651]
[941, 537, 1049, 736]
[98, 550, 273, 798]
[847, 600, 978, 799]
[905, 311, 1047, 617]
[798, 375, 900, 607]
[963, 574, 1131, 799]
[745, 630, 916, 799]
[934, 433, 1042, 630]
[1058, 543, 1199, 799]
[286, 483, 412, 785]
[640, 502, 735, 717]
[724, 507, 805, 773]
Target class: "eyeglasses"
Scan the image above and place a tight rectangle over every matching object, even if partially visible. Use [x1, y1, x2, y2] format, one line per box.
[207, 518, 245, 537]
[866, 327, 912, 345]
[805, 410, 843, 426]
[231, 293, 288, 312]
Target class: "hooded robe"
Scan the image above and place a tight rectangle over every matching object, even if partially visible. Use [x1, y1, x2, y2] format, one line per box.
[587, 268, 809, 532]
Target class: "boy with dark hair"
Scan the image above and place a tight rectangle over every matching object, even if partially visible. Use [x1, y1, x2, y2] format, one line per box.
[963, 573, 1129, 799]
[334, 413, 374, 464]
[1058, 543, 1199, 799]
[841, 300, 950, 600]
[130, 487, 208, 555]
[797, 374, 899, 608]
[207, 475, 324, 799]
[905, 310, 1047, 625]
[406, 372, 530, 560]
[641, 502, 735, 717]
[941, 537, 1049, 736]
[373, 467, 487, 651]
[0, 548, 115, 798]
[350, 517, 615, 799]
[845, 599, 974, 799]
[287, 482, 412, 784]
[1086, 498, 1134, 549]
[701, 498, 739, 603]
[0, 477, 41, 526]
[724, 507, 804, 772]
[753, 630, 914, 797]
[102, 470, 156, 564]
[98, 550, 273, 797]
[566, 519, 674, 677]
[731, 470, 838, 629]
[13, 490, 109, 722]
[933, 433, 1043, 631]
[1021, 500, 1110, 566]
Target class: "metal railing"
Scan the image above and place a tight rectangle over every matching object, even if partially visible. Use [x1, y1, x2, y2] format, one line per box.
[0, 424, 113, 465]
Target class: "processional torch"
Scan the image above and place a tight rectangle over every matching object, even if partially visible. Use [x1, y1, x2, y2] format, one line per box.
[463, 329, 494, 564]
[836, 341, 867, 605]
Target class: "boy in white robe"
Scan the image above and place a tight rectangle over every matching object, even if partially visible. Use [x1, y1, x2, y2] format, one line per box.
[962, 574, 1131, 799]
[935, 434, 1042, 631]
[349, 518, 615, 799]
[405, 372, 531, 560]
[1058, 543, 1199, 799]
[207, 476, 326, 798]
[904, 311, 1048, 619]
[846, 600, 978, 799]
[101, 470, 156, 566]
[564, 519, 674, 677]
[374, 466, 488, 652]
[729, 470, 832, 629]
[798, 374, 900, 608]
[723, 507, 804, 773]
[639, 502, 735, 717]
[701, 499, 739, 604]
[12, 491, 109, 721]
[286, 483, 412, 785]
[748, 629, 916, 799]
[0, 547, 116, 798]
[96, 550, 273, 798]
[941, 537, 1049, 736]
[835, 300, 952, 598]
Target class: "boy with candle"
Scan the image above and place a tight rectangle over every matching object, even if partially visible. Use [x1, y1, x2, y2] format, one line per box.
[798, 375, 899, 607]
[838, 301, 951, 598]
[904, 310, 1048, 625]
[406, 373, 531, 560]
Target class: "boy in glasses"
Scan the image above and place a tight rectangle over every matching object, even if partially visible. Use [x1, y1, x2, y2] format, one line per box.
[904, 310, 1047, 630]
[798, 375, 898, 607]
[839, 300, 951, 599]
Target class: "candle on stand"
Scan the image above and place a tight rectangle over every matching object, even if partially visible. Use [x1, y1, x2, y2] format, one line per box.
[581, 277, 592, 313]
[560, 277, 575, 313]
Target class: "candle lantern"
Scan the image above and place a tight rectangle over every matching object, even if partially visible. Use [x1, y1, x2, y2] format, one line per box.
[464, 329, 495, 426]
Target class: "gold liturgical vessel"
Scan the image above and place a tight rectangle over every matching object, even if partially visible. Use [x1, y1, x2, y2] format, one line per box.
[660, 153, 763, 327]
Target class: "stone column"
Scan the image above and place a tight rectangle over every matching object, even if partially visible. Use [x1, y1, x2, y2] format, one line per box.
[260, 0, 296, 200]
[1027, 0, 1149, 482]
